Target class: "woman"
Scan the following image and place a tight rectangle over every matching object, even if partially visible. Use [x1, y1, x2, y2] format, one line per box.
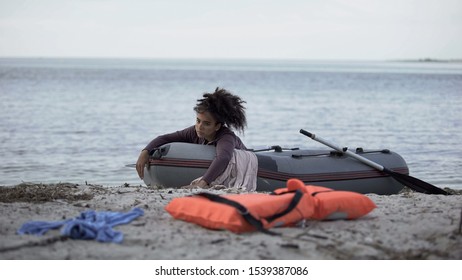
[136, 87, 248, 188]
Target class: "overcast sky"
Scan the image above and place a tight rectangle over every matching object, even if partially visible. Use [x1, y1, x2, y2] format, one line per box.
[1, 0, 461, 60]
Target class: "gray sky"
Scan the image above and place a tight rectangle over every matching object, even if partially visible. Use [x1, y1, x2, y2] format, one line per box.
[1, 0, 461, 60]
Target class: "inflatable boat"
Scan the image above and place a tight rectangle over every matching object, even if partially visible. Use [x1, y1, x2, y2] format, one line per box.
[142, 142, 409, 194]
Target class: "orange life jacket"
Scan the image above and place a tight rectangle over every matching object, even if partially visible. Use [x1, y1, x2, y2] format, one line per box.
[165, 178, 376, 234]
[278, 178, 377, 220]
[165, 188, 315, 234]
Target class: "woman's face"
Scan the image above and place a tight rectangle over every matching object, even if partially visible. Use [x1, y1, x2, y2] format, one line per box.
[195, 111, 221, 141]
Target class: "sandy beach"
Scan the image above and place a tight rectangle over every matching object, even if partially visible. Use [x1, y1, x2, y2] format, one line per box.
[0, 182, 461, 260]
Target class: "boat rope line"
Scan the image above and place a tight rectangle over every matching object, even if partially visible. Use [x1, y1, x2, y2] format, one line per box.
[257, 167, 409, 182]
[291, 149, 390, 158]
[149, 158, 409, 182]
[249, 146, 300, 153]
[149, 158, 211, 168]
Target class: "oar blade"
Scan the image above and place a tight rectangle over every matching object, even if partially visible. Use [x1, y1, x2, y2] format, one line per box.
[383, 168, 449, 195]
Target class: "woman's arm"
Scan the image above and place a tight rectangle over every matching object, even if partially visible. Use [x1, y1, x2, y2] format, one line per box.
[200, 134, 236, 184]
[137, 126, 198, 179]
[144, 126, 198, 153]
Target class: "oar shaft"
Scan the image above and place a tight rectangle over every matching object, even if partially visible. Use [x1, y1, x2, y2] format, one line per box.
[300, 129, 385, 171]
[300, 129, 449, 195]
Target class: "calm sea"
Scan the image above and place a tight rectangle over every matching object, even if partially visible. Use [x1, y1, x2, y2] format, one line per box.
[1, 58, 461, 189]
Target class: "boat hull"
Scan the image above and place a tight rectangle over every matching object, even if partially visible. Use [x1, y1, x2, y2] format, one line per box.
[143, 142, 409, 194]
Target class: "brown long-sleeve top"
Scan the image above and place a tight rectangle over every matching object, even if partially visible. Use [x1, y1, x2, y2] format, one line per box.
[144, 125, 247, 184]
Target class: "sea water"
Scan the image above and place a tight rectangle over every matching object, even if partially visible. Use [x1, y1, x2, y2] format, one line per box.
[1, 58, 461, 189]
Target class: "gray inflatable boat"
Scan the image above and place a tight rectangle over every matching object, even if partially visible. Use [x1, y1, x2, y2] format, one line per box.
[143, 142, 409, 194]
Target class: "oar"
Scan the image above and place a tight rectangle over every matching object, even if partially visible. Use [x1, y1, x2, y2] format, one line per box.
[299, 129, 449, 195]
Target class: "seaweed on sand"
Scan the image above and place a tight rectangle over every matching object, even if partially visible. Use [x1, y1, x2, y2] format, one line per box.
[0, 182, 102, 203]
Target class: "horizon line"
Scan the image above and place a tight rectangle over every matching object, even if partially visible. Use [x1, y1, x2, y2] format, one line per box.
[1, 55, 462, 63]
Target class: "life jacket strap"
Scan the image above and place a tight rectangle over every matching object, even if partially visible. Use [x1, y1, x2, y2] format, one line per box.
[196, 192, 277, 235]
[266, 189, 303, 223]
[196, 190, 304, 235]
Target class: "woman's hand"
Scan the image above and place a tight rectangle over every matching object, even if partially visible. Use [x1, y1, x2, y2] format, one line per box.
[194, 179, 210, 188]
[136, 150, 150, 179]
[185, 178, 210, 189]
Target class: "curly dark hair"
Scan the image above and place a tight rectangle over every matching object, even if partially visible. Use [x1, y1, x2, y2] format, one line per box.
[194, 87, 247, 133]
